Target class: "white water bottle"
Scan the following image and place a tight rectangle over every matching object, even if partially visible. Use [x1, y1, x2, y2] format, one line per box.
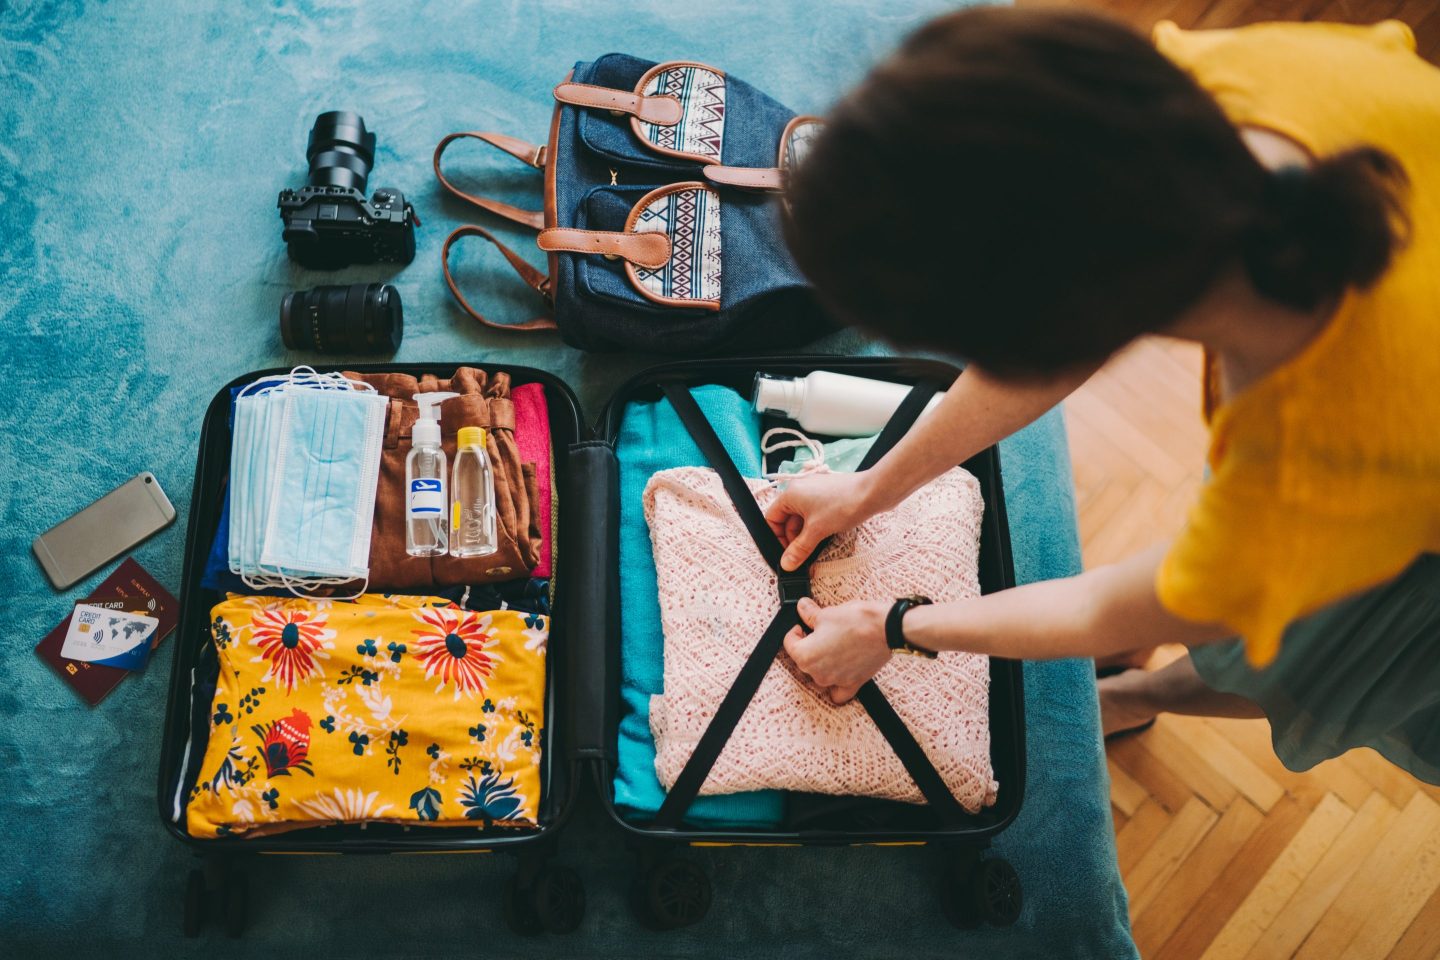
[450, 426, 498, 558]
[405, 392, 457, 557]
[752, 371, 945, 437]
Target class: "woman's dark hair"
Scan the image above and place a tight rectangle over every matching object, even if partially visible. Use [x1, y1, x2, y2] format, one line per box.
[784, 8, 1409, 377]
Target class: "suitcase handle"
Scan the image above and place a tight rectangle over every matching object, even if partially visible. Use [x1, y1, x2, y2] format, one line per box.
[564, 441, 621, 762]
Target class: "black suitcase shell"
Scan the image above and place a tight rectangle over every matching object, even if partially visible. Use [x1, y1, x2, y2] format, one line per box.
[157, 355, 1025, 933]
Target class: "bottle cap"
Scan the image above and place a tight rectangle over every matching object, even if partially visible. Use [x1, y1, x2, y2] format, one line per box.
[457, 426, 486, 449]
[752, 374, 802, 418]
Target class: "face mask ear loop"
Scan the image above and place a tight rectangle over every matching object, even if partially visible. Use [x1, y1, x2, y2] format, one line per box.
[760, 427, 827, 482]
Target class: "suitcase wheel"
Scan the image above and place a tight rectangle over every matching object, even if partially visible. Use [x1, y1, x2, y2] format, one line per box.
[504, 872, 546, 936]
[505, 863, 585, 935]
[183, 868, 206, 938]
[534, 863, 585, 934]
[631, 857, 711, 931]
[223, 869, 249, 939]
[942, 856, 1023, 930]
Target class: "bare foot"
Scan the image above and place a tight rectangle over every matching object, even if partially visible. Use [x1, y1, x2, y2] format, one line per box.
[1098, 669, 1158, 738]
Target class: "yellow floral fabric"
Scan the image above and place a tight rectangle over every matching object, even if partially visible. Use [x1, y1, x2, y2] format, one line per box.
[186, 593, 547, 838]
[1153, 21, 1440, 665]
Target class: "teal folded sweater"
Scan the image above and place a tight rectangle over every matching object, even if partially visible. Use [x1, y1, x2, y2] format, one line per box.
[614, 385, 785, 827]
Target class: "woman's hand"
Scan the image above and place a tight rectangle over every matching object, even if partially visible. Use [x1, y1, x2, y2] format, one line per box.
[783, 597, 892, 704]
[765, 472, 888, 571]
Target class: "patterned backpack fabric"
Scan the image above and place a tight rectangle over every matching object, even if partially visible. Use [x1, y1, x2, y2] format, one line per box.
[434, 54, 834, 354]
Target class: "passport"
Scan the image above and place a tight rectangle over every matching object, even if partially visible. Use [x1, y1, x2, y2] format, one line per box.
[35, 557, 179, 705]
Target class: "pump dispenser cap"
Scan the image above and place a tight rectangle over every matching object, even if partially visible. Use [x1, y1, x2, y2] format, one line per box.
[413, 391, 459, 447]
[752, 374, 803, 419]
[457, 426, 486, 449]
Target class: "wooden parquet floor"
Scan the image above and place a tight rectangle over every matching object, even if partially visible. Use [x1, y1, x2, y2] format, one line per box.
[1009, 4, 1440, 955]
[1072, 343, 1440, 960]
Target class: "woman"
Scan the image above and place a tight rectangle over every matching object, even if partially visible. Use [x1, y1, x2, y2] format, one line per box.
[772, 8, 1440, 784]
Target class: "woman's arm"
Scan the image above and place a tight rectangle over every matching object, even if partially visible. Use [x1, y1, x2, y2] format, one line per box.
[784, 545, 1230, 703]
[767, 362, 1098, 570]
[857, 362, 1100, 514]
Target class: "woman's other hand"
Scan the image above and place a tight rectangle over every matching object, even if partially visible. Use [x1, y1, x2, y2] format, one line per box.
[765, 472, 887, 571]
[783, 597, 892, 704]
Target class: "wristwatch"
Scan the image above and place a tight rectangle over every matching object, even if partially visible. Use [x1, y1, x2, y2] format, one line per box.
[885, 595, 937, 659]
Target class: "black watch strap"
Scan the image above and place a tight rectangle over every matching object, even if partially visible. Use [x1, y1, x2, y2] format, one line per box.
[885, 595, 937, 659]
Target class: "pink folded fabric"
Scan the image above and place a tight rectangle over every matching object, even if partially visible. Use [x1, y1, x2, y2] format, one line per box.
[511, 383, 553, 578]
[645, 465, 998, 811]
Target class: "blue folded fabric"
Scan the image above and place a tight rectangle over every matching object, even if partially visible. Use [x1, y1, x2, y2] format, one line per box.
[614, 385, 785, 827]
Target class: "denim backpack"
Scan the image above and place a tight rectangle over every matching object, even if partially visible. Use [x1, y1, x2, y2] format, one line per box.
[434, 54, 834, 354]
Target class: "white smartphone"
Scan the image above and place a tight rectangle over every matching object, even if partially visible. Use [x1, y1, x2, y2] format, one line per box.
[32, 472, 177, 590]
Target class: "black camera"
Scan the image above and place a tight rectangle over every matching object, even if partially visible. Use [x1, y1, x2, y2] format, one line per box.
[277, 111, 417, 270]
[281, 283, 403, 354]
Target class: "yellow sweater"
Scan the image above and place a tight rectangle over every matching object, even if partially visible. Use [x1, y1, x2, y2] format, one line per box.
[1152, 20, 1440, 666]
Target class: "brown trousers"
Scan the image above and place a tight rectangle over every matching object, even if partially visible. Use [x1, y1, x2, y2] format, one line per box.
[346, 368, 541, 588]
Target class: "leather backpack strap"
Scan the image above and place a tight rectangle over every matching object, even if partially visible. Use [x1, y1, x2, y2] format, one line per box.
[433, 131, 547, 231]
[441, 225, 558, 333]
[553, 81, 684, 125]
[537, 228, 671, 270]
[702, 165, 783, 192]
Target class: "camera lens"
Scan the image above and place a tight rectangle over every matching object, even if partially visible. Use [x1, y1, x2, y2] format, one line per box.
[280, 283, 403, 355]
[305, 111, 375, 192]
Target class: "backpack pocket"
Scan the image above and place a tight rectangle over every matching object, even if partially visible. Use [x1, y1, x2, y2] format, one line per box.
[555, 182, 723, 315]
[562, 55, 798, 179]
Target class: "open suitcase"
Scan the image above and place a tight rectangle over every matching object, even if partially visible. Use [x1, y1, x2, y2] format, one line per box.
[157, 353, 1025, 938]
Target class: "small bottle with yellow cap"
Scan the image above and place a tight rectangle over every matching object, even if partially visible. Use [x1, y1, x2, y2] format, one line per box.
[449, 426, 498, 558]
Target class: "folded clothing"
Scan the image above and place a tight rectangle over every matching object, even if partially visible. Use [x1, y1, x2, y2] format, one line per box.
[511, 383, 554, 579]
[203, 370, 550, 593]
[615, 385, 784, 828]
[344, 367, 542, 589]
[647, 465, 997, 810]
[186, 592, 547, 838]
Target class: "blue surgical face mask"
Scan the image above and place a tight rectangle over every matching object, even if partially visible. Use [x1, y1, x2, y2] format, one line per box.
[259, 386, 387, 584]
[227, 369, 386, 595]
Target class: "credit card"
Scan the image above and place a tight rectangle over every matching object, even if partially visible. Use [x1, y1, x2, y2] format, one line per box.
[60, 604, 159, 669]
[35, 557, 178, 705]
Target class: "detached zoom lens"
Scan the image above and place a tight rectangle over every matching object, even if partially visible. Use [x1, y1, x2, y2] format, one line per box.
[280, 283, 403, 354]
[306, 110, 375, 192]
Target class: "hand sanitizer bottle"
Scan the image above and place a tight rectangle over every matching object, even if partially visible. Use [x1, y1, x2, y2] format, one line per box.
[405, 392, 458, 557]
[450, 426, 498, 558]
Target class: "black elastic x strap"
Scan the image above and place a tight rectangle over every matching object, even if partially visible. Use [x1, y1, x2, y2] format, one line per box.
[652, 376, 965, 829]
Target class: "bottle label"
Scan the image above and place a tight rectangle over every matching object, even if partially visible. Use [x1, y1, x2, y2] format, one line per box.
[408, 478, 444, 517]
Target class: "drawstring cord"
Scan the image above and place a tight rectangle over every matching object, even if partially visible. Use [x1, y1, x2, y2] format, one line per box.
[760, 427, 827, 483]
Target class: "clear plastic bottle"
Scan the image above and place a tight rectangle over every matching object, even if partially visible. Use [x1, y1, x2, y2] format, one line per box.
[450, 426, 498, 558]
[405, 392, 456, 557]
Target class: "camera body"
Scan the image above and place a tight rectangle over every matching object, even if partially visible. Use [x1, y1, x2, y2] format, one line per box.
[278, 184, 416, 270]
[277, 111, 417, 270]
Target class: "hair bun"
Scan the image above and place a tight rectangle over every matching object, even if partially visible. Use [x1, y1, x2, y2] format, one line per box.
[1243, 149, 1408, 311]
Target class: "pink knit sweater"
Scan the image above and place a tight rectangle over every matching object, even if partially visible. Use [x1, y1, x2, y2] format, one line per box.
[645, 466, 997, 811]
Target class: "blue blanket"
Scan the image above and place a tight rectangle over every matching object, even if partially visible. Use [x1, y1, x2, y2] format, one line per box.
[1, 0, 1134, 955]
[615, 386, 785, 826]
